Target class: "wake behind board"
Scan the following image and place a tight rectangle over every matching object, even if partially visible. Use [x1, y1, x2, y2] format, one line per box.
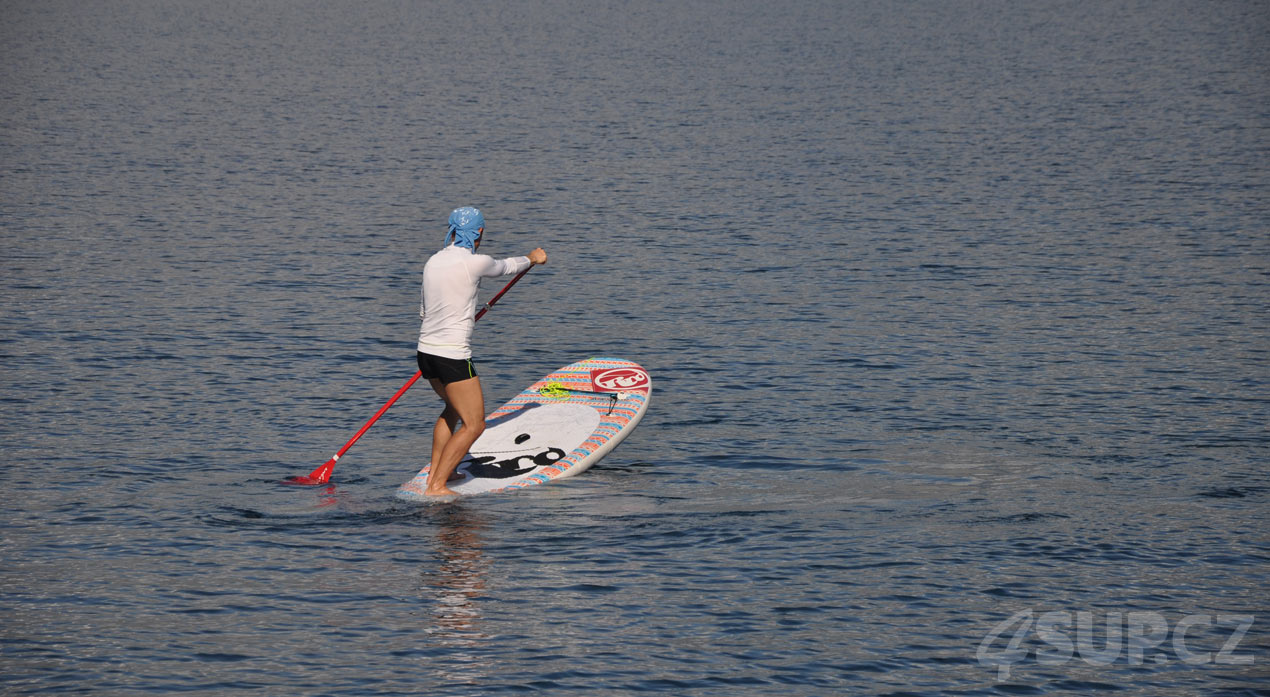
[397, 357, 651, 498]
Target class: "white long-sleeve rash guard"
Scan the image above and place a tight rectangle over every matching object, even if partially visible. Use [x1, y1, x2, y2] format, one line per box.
[417, 245, 532, 360]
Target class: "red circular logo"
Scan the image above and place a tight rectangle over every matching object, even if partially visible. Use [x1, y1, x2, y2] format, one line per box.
[591, 367, 650, 392]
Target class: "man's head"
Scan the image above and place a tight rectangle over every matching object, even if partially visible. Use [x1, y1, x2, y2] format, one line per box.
[446, 206, 485, 250]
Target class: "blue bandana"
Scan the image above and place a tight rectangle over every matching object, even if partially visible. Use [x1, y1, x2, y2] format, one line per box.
[445, 206, 484, 250]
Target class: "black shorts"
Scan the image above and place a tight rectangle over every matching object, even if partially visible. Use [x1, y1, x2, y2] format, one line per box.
[417, 351, 478, 385]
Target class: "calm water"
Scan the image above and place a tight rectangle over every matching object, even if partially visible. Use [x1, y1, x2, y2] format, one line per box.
[2, 1, 1267, 694]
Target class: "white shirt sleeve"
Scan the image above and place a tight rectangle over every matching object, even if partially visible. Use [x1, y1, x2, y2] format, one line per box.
[471, 254, 532, 279]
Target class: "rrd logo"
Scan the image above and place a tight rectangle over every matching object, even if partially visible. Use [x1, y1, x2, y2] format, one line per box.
[591, 367, 650, 392]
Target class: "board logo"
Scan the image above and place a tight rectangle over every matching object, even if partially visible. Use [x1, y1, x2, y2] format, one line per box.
[591, 367, 650, 392]
[463, 447, 565, 479]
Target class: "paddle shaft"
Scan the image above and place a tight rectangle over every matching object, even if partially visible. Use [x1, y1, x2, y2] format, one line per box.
[476, 265, 531, 321]
[294, 266, 533, 484]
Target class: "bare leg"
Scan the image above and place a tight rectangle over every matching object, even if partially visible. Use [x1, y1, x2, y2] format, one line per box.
[426, 379, 464, 482]
[425, 376, 486, 496]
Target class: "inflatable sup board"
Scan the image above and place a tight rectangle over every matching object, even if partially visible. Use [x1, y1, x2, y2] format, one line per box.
[397, 357, 651, 498]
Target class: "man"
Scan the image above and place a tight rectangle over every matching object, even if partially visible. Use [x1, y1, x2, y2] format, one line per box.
[417, 206, 547, 496]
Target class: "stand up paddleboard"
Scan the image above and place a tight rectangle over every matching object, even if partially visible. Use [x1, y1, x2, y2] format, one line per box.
[397, 357, 651, 498]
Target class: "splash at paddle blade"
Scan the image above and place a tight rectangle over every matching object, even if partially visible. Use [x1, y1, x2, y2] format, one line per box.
[283, 458, 334, 486]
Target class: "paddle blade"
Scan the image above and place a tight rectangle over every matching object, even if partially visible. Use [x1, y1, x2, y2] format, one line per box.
[284, 459, 335, 486]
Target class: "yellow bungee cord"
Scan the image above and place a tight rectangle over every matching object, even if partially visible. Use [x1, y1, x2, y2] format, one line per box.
[538, 382, 572, 400]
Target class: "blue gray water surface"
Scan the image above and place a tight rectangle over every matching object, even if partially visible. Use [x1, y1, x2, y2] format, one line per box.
[2, 1, 1267, 695]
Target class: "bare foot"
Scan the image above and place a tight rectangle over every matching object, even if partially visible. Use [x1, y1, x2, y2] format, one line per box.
[424, 487, 460, 498]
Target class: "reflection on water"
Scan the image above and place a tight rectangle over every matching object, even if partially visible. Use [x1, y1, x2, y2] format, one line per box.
[419, 504, 490, 682]
[316, 485, 340, 509]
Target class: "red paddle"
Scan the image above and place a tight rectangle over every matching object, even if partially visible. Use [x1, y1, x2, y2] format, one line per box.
[285, 266, 534, 485]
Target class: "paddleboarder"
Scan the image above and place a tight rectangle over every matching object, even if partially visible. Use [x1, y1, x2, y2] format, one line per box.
[418, 206, 547, 496]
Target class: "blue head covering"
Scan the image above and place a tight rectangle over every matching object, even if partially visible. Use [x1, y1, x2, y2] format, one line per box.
[445, 206, 485, 250]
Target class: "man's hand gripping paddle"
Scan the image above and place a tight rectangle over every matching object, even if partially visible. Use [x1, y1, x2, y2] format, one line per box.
[285, 266, 534, 485]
